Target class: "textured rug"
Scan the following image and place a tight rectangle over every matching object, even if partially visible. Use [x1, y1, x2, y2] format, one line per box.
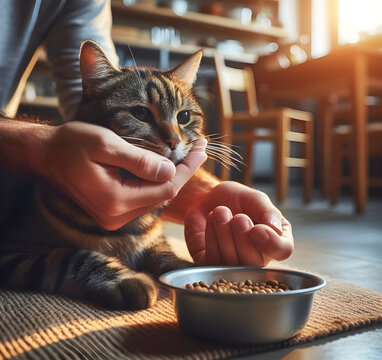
[0, 274, 381, 360]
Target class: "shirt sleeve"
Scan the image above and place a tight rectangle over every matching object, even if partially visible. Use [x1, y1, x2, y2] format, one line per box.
[44, 0, 119, 122]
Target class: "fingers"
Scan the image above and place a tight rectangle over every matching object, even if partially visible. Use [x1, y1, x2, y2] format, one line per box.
[230, 215, 265, 266]
[210, 207, 239, 265]
[203, 183, 284, 236]
[168, 139, 207, 192]
[79, 139, 207, 229]
[249, 219, 294, 261]
[203, 209, 265, 266]
[92, 133, 177, 183]
[122, 142, 207, 210]
[184, 210, 208, 265]
[240, 188, 284, 236]
[258, 207, 283, 236]
[203, 208, 292, 266]
[204, 211, 222, 265]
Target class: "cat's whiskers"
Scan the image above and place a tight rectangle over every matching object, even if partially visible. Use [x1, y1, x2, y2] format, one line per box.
[120, 135, 146, 142]
[120, 135, 168, 156]
[189, 134, 245, 171]
[120, 136, 148, 150]
[126, 43, 145, 89]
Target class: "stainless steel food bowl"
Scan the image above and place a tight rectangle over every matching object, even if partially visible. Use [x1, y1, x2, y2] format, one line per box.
[159, 266, 325, 344]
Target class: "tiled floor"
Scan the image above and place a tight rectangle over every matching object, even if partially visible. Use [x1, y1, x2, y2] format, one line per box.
[164, 184, 382, 359]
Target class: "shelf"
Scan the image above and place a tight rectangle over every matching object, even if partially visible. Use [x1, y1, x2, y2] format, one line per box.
[111, 2, 288, 42]
[112, 26, 258, 63]
[20, 95, 58, 108]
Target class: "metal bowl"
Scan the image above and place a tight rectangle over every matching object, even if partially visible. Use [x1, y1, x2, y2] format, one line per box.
[159, 266, 325, 345]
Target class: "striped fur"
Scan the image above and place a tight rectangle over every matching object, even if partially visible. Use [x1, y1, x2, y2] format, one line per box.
[0, 41, 203, 310]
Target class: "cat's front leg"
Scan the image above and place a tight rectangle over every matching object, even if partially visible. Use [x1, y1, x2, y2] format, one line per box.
[0, 248, 158, 310]
[143, 238, 194, 278]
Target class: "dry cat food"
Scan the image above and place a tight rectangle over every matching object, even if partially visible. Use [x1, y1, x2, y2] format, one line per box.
[184, 278, 291, 294]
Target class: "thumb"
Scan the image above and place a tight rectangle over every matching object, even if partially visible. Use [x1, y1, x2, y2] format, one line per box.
[91, 135, 176, 183]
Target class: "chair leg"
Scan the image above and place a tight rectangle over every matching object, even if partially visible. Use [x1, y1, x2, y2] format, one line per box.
[242, 140, 254, 186]
[303, 118, 313, 203]
[276, 155, 289, 203]
[219, 132, 233, 181]
[276, 115, 289, 203]
[330, 137, 342, 205]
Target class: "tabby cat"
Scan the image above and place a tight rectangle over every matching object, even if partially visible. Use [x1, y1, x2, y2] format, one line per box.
[0, 41, 206, 310]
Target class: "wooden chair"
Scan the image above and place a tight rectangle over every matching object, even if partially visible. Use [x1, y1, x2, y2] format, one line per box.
[330, 120, 382, 207]
[213, 53, 314, 203]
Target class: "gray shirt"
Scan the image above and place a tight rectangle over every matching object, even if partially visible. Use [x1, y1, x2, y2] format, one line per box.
[0, 0, 118, 121]
[0, 0, 119, 230]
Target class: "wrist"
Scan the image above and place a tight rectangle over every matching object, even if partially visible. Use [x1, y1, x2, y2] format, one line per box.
[162, 167, 221, 222]
[0, 118, 54, 177]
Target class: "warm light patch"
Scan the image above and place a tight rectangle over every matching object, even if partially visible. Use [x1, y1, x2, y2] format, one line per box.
[0, 299, 176, 359]
[339, 0, 382, 44]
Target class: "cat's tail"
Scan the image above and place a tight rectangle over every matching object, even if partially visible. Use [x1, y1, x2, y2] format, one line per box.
[0, 248, 157, 310]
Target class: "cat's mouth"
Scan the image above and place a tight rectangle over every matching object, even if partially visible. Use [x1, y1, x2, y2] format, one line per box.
[166, 141, 188, 166]
[169, 154, 184, 166]
[119, 135, 187, 167]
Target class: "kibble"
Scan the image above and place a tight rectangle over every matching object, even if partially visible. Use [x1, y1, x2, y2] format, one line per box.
[184, 278, 291, 294]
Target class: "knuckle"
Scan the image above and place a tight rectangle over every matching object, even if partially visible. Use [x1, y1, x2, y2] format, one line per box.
[136, 154, 152, 176]
[256, 190, 271, 204]
[97, 218, 120, 231]
[88, 133, 108, 153]
[277, 243, 294, 261]
[163, 183, 179, 200]
[101, 198, 127, 218]
[284, 217, 292, 229]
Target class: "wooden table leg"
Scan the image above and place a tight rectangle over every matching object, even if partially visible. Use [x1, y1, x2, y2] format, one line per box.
[318, 97, 333, 198]
[351, 55, 368, 213]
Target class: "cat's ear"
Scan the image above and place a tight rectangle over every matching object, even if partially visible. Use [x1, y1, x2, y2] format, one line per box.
[167, 50, 203, 85]
[79, 40, 121, 96]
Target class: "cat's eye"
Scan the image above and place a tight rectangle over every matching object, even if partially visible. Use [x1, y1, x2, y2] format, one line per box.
[130, 106, 154, 123]
[177, 110, 190, 125]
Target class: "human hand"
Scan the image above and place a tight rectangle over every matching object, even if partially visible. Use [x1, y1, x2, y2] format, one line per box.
[43, 121, 207, 230]
[184, 181, 293, 266]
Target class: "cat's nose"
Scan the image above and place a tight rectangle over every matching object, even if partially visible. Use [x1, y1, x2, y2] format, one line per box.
[166, 136, 181, 151]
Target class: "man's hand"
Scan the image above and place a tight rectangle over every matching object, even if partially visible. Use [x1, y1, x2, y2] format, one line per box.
[43, 122, 207, 230]
[184, 181, 293, 266]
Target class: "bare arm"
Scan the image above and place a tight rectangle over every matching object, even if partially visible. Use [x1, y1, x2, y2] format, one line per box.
[0, 118, 51, 176]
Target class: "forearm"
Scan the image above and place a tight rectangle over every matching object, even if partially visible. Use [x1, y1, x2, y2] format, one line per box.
[162, 167, 221, 223]
[0, 118, 51, 176]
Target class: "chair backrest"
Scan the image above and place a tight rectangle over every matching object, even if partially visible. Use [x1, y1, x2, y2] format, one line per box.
[214, 52, 259, 122]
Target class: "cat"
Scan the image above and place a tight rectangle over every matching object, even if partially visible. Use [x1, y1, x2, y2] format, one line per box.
[0, 41, 208, 310]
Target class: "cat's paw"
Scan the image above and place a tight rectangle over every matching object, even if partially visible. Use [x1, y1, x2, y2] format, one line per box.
[91, 273, 157, 310]
[119, 273, 158, 310]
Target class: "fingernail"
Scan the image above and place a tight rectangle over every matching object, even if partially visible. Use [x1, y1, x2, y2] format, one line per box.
[232, 216, 251, 233]
[193, 138, 207, 151]
[156, 160, 175, 181]
[252, 229, 269, 245]
[271, 217, 282, 233]
[213, 207, 231, 224]
[195, 151, 208, 164]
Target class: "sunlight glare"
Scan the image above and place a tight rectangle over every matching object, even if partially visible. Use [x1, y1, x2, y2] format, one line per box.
[339, 0, 382, 44]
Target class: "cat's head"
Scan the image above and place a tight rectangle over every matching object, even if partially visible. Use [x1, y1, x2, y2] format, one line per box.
[77, 40, 205, 165]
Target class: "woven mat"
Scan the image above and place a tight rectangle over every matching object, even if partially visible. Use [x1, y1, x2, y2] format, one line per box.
[0, 275, 381, 360]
